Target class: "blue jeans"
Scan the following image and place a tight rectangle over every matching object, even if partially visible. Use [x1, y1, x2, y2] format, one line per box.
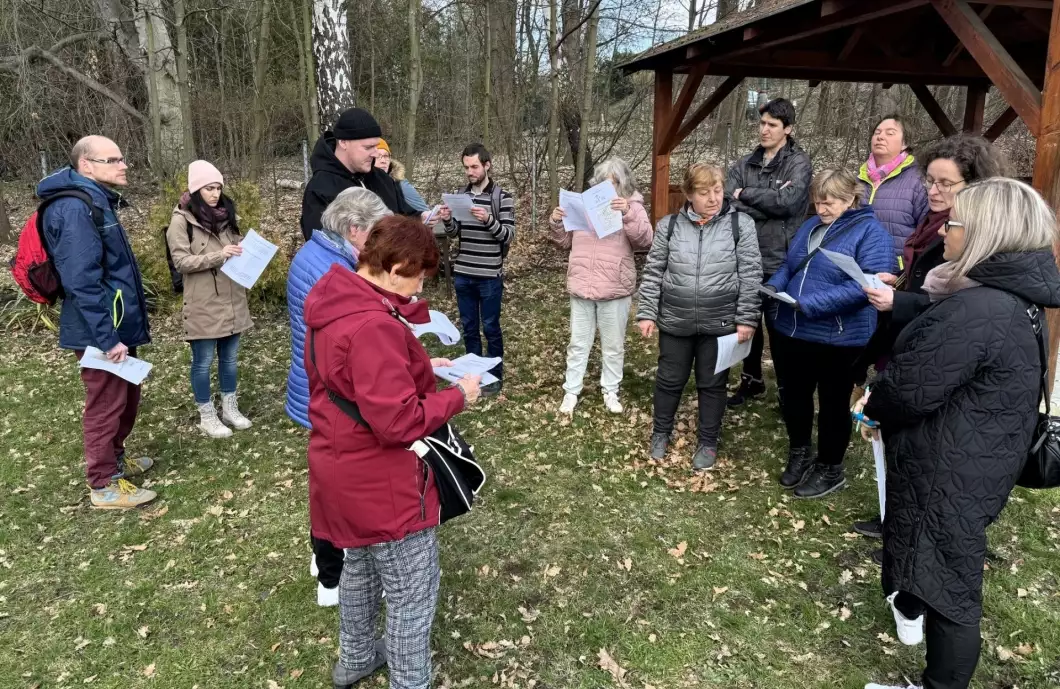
[190, 334, 240, 404]
[453, 275, 504, 380]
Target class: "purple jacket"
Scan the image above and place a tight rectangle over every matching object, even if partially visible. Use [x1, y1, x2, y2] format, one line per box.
[857, 158, 928, 262]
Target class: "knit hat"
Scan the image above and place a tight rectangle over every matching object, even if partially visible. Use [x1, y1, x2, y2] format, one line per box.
[376, 139, 391, 154]
[333, 108, 382, 141]
[188, 160, 224, 194]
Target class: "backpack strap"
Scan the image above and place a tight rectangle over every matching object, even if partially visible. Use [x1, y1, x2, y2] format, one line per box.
[730, 212, 740, 246]
[35, 189, 105, 237]
[308, 328, 372, 429]
[1029, 304, 1050, 416]
[490, 184, 503, 227]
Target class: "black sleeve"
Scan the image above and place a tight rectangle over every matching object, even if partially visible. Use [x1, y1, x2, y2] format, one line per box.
[891, 290, 931, 329]
[300, 184, 326, 241]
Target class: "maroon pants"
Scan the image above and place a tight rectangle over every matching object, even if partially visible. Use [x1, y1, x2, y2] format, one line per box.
[74, 349, 141, 488]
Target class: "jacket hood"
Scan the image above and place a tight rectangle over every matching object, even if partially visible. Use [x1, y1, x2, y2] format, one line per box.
[390, 160, 406, 181]
[310, 132, 358, 182]
[967, 250, 1060, 308]
[36, 167, 117, 208]
[303, 265, 430, 331]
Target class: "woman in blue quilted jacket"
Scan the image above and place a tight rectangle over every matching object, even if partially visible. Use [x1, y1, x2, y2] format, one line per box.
[858, 115, 929, 260]
[764, 169, 894, 498]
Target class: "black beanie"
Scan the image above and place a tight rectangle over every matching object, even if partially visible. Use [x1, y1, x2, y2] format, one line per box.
[333, 108, 382, 141]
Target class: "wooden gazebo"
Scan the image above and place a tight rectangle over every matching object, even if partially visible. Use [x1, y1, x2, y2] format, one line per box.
[622, 0, 1060, 374]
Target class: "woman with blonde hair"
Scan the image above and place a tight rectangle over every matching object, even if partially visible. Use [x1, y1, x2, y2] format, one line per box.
[859, 179, 1060, 688]
[763, 168, 893, 497]
[636, 163, 762, 471]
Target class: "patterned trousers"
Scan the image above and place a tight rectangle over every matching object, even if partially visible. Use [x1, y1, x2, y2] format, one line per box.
[338, 528, 440, 689]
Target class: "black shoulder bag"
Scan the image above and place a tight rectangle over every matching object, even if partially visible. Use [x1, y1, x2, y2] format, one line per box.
[1020, 304, 1060, 489]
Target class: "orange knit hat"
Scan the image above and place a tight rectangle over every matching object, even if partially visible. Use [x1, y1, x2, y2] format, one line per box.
[376, 139, 391, 154]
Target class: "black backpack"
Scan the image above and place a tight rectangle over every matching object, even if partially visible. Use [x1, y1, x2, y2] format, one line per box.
[163, 224, 193, 294]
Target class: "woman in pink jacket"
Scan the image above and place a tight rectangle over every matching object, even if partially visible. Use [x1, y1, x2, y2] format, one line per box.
[549, 158, 654, 414]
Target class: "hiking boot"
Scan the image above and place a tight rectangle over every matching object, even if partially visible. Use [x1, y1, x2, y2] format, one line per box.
[886, 591, 925, 646]
[333, 638, 387, 688]
[794, 463, 847, 499]
[692, 445, 717, 471]
[559, 393, 578, 414]
[853, 515, 883, 539]
[727, 374, 766, 407]
[779, 446, 813, 488]
[650, 432, 670, 460]
[481, 381, 503, 398]
[121, 455, 154, 477]
[318, 582, 339, 607]
[90, 478, 157, 510]
[198, 402, 233, 439]
[603, 392, 623, 414]
[221, 392, 252, 430]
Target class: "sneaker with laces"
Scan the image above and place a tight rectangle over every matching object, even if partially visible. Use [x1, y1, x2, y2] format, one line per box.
[727, 374, 766, 407]
[603, 392, 623, 414]
[122, 456, 154, 477]
[886, 591, 925, 645]
[199, 402, 233, 439]
[692, 445, 717, 471]
[779, 445, 813, 488]
[90, 478, 157, 510]
[559, 393, 578, 414]
[650, 432, 670, 460]
[853, 515, 883, 538]
[333, 639, 387, 688]
[793, 463, 846, 499]
[221, 392, 252, 430]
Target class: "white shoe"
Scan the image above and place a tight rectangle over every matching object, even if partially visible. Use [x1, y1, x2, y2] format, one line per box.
[603, 392, 623, 414]
[317, 582, 339, 607]
[310, 553, 319, 578]
[221, 393, 252, 430]
[559, 393, 578, 414]
[198, 403, 233, 439]
[886, 591, 925, 645]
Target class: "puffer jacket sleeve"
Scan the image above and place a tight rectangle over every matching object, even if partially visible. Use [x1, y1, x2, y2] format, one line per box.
[737, 151, 813, 220]
[734, 213, 763, 326]
[725, 160, 766, 221]
[636, 216, 672, 323]
[167, 212, 225, 274]
[549, 217, 573, 251]
[799, 218, 895, 319]
[622, 200, 654, 251]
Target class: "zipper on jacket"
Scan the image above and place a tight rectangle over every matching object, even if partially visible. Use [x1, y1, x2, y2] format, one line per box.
[211, 269, 220, 296]
[695, 222, 705, 321]
[418, 460, 430, 521]
[835, 315, 844, 334]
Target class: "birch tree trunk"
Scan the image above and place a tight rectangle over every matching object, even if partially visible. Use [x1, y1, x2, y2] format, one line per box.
[248, 0, 274, 180]
[574, 5, 599, 191]
[405, 0, 422, 178]
[136, 0, 184, 173]
[173, 0, 196, 162]
[547, 0, 560, 207]
[303, 0, 320, 135]
[313, 0, 354, 128]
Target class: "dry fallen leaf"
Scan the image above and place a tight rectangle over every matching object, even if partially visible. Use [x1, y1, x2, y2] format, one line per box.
[838, 569, 853, 585]
[667, 541, 688, 559]
[143, 663, 156, 678]
[839, 606, 852, 621]
[597, 648, 628, 687]
[543, 564, 561, 579]
[136, 625, 150, 639]
[618, 557, 632, 572]
[712, 586, 729, 601]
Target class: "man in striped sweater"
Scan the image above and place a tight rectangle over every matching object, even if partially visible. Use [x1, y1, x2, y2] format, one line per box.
[439, 143, 515, 396]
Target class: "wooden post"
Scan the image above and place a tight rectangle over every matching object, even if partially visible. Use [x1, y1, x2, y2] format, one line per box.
[1032, 0, 1060, 386]
[963, 84, 987, 133]
[651, 70, 673, 228]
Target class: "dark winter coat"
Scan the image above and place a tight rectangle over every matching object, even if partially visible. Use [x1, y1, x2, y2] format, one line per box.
[299, 132, 419, 240]
[864, 250, 1060, 626]
[725, 138, 813, 276]
[36, 168, 151, 352]
[857, 158, 929, 258]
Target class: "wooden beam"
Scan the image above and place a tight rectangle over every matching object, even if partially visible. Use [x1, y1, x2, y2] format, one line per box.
[983, 105, 1019, 140]
[963, 84, 988, 132]
[911, 84, 959, 136]
[1032, 0, 1060, 387]
[943, 5, 994, 67]
[931, 0, 1042, 135]
[661, 64, 707, 153]
[672, 76, 743, 150]
[974, 0, 1050, 8]
[808, 79, 822, 88]
[651, 70, 673, 228]
[838, 26, 864, 62]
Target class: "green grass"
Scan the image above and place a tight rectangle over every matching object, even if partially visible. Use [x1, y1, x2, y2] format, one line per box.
[1, 268, 1058, 689]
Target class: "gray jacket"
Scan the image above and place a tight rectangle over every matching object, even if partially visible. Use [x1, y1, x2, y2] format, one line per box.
[636, 205, 762, 337]
[725, 138, 812, 276]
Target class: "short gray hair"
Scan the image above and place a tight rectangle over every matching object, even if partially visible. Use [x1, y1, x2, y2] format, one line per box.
[589, 157, 637, 199]
[321, 187, 391, 236]
[950, 177, 1057, 279]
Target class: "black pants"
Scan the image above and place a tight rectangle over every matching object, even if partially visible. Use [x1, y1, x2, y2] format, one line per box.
[652, 331, 729, 447]
[771, 332, 860, 465]
[895, 593, 982, 689]
[313, 531, 344, 589]
[742, 273, 775, 381]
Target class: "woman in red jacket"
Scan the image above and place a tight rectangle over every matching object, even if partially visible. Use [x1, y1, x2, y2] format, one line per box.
[303, 215, 481, 689]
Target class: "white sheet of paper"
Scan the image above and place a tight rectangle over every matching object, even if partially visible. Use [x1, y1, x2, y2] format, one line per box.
[412, 310, 461, 346]
[442, 193, 477, 223]
[758, 285, 798, 305]
[79, 346, 153, 385]
[220, 229, 278, 289]
[864, 273, 888, 290]
[819, 248, 881, 290]
[558, 189, 591, 232]
[424, 204, 442, 225]
[434, 354, 501, 386]
[714, 332, 754, 374]
[872, 435, 887, 520]
[581, 181, 622, 238]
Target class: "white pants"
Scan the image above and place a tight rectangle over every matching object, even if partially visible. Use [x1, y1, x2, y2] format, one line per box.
[563, 296, 632, 396]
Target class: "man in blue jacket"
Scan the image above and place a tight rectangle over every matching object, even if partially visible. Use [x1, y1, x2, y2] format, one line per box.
[38, 136, 155, 510]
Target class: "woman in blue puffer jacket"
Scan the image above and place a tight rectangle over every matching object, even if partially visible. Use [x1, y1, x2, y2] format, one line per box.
[763, 169, 894, 499]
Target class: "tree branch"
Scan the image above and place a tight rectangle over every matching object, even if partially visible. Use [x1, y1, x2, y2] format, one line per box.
[550, 0, 604, 58]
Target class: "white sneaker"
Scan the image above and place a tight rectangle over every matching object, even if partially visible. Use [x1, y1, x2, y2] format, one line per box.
[221, 393, 252, 430]
[198, 403, 233, 439]
[886, 591, 924, 645]
[310, 553, 319, 578]
[559, 393, 578, 414]
[317, 582, 339, 607]
[603, 392, 623, 414]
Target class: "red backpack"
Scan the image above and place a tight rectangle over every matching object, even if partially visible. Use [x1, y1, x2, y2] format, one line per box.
[9, 190, 103, 305]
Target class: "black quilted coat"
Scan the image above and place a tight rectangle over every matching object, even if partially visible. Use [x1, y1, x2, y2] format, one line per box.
[864, 250, 1060, 626]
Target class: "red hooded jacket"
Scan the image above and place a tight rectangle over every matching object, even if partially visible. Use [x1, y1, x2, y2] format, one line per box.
[303, 266, 465, 547]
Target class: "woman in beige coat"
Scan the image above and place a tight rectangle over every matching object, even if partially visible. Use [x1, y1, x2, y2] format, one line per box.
[166, 160, 254, 438]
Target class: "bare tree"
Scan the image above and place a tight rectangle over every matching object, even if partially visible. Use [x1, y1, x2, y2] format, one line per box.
[405, 0, 423, 177]
[248, 0, 274, 179]
[313, 0, 354, 127]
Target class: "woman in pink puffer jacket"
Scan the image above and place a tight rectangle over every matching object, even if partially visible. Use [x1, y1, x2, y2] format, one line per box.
[549, 158, 654, 414]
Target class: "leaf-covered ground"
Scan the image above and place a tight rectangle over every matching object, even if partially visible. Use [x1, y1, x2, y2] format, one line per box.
[1, 269, 1058, 689]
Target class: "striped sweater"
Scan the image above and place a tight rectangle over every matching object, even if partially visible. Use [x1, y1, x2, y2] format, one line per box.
[442, 180, 515, 278]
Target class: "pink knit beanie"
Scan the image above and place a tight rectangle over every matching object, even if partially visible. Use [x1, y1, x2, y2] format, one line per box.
[188, 160, 224, 194]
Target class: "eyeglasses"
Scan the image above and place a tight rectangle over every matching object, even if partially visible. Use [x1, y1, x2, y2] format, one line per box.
[923, 177, 965, 192]
[942, 220, 965, 233]
[86, 156, 125, 165]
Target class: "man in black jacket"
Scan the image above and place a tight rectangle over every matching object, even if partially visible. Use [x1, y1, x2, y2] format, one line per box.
[725, 98, 812, 407]
[300, 108, 421, 241]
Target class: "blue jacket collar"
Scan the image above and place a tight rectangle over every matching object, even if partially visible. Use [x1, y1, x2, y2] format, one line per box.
[36, 167, 119, 209]
[309, 229, 358, 265]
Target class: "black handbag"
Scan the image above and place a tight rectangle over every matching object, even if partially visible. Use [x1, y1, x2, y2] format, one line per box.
[1020, 304, 1060, 489]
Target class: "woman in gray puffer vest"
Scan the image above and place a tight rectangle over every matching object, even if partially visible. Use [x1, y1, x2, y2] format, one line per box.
[637, 163, 763, 470]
